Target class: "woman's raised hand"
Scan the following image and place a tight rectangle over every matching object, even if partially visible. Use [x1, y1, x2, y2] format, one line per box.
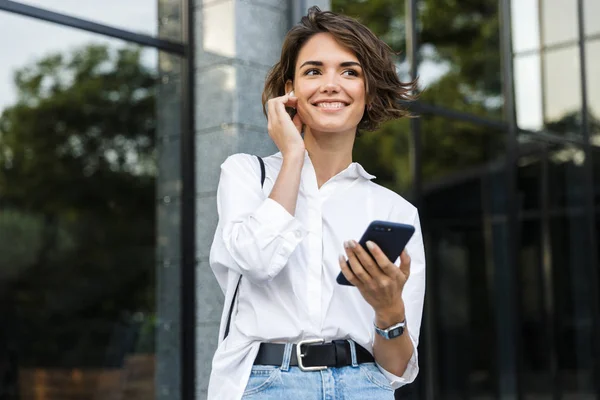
[266, 92, 305, 158]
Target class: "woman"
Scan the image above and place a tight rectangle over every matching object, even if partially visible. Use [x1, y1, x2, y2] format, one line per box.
[208, 6, 425, 400]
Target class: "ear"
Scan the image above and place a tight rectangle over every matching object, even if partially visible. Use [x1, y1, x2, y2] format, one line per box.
[285, 80, 294, 95]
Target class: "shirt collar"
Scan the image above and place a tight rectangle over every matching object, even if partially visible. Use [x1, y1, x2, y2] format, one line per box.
[271, 151, 376, 181]
[351, 162, 376, 180]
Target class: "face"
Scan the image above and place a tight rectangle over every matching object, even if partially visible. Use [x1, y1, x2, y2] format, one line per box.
[287, 32, 366, 135]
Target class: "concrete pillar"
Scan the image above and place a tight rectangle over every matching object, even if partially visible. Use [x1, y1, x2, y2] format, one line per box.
[193, 0, 330, 397]
[156, 1, 184, 399]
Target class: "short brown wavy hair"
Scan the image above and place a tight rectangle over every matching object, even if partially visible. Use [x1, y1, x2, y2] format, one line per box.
[262, 6, 417, 132]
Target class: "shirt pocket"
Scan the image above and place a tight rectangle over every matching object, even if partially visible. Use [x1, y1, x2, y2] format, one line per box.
[242, 365, 281, 396]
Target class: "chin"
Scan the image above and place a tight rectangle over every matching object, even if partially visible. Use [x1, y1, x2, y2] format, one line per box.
[308, 124, 356, 134]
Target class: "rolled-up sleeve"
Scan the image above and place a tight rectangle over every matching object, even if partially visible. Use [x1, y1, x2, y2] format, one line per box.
[377, 208, 426, 388]
[377, 337, 420, 388]
[210, 154, 308, 288]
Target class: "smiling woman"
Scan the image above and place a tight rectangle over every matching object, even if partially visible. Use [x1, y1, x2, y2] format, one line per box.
[207, 6, 426, 400]
[263, 12, 415, 134]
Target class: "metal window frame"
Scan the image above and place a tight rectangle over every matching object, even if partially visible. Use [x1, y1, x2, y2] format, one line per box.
[180, 0, 196, 399]
[577, 0, 600, 395]
[0, 0, 185, 55]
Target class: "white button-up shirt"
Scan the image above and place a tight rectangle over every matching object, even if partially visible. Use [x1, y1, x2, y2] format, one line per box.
[208, 152, 426, 400]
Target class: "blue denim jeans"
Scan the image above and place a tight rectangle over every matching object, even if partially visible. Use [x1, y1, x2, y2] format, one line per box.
[242, 341, 395, 400]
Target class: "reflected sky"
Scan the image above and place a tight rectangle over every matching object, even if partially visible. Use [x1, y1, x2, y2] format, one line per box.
[511, 0, 539, 53]
[541, 0, 578, 47]
[0, 3, 157, 112]
[16, 0, 157, 35]
[512, 1, 600, 132]
[587, 40, 600, 133]
[584, 0, 600, 36]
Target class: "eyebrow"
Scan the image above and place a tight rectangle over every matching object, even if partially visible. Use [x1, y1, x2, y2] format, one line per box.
[299, 60, 362, 69]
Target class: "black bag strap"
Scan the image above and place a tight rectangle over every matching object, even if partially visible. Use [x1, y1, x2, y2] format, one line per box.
[224, 155, 265, 339]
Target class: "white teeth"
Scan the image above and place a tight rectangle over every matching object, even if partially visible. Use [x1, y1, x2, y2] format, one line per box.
[316, 102, 345, 109]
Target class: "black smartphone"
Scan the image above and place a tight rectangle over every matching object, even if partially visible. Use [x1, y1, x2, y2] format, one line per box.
[336, 220, 415, 286]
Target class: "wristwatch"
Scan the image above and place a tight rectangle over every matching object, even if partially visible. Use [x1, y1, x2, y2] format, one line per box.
[374, 320, 406, 339]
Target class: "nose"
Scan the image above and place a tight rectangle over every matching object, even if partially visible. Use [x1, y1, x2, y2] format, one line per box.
[320, 73, 340, 93]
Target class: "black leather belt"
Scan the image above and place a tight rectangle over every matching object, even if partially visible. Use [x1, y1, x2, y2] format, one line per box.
[254, 339, 374, 371]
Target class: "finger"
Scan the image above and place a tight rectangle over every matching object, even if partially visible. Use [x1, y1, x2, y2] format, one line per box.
[399, 250, 411, 277]
[272, 94, 292, 119]
[292, 111, 303, 133]
[266, 98, 280, 124]
[284, 95, 298, 108]
[350, 240, 384, 279]
[365, 240, 396, 275]
[345, 241, 371, 283]
[338, 254, 358, 286]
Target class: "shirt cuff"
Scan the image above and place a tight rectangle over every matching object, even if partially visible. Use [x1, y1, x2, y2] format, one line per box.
[251, 198, 307, 277]
[376, 342, 419, 389]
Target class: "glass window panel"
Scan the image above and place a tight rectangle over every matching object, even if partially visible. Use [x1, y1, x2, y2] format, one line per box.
[516, 140, 596, 398]
[0, 11, 182, 399]
[15, 0, 182, 39]
[514, 54, 544, 131]
[586, 40, 600, 144]
[584, 0, 600, 37]
[546, 144, 594, 397]
[421, 116, 505, 399]
[511, 0, 541, 53]
[541, 0, 578, 47]
[543, 46, 582, 136]
[417, 0, 503, 119]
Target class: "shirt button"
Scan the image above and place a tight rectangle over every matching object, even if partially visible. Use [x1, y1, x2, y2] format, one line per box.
[294, 230, 303, 238]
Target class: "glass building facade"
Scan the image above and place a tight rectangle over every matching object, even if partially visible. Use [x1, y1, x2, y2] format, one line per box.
[0, 0, 598, 399]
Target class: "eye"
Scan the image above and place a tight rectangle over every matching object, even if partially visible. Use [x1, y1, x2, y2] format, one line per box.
[342, 69, 359, 77]
[304, 68, 321, 76]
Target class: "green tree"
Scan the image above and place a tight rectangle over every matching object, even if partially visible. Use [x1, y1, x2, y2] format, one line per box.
[0, 44, 157, 366]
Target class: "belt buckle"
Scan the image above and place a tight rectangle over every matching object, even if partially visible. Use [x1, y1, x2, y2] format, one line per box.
[296, 339, 327, 372]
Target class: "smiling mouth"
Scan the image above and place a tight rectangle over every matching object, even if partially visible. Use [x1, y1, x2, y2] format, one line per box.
[313, 102, 348, 109]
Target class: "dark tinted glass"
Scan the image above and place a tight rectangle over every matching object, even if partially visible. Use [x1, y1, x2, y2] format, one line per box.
[421, 116, 506, 399]
[517, 140, 596, 398]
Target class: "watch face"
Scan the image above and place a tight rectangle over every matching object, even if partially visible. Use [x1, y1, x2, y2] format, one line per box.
[389, 327, 404, 338]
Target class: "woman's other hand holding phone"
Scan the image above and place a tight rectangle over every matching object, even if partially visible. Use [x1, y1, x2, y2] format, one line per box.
[340, 241, 414, 377]
[266, 91, 304, 159]
[339, 240, 410, 325]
